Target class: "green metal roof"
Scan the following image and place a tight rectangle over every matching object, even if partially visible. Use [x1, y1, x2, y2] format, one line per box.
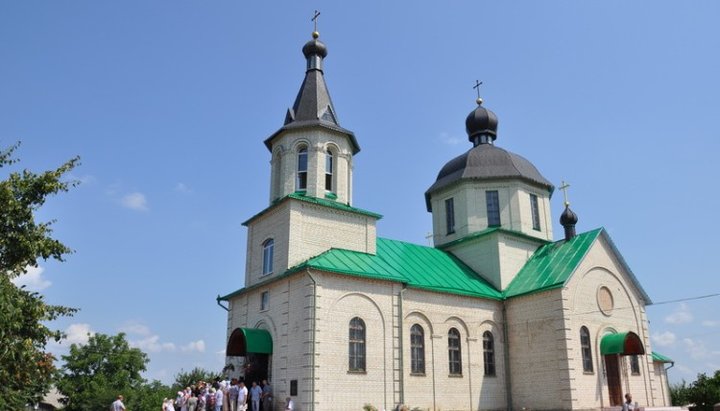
[651, 351, 674, 363]
[600, 331, 645, 355]
[293, 237, 502, 299]
[227, 328, 273, 355]
[242, 192, 382, 226]
[503, 228, 602, 298]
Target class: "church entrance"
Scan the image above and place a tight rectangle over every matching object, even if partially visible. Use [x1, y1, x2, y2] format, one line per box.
[600, 331, 646, 407]
[226, 328, 273, 384]
[605, 355, 622, 406]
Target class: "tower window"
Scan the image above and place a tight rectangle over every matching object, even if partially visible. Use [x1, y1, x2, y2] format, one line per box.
[410, 324, 425, 375]
[325, 150, 334, 191]
[262, 239, 274, 276]
[580, 326, 593, 373]
[445, 198, 455, 234]
[486, 190, 500, 226]
[483, 331, 496, 376]
[448, 328, 462, 375]
[530, 193, 541, 231]
[296, 147, 308, 191]
[349, 317, 366, 372]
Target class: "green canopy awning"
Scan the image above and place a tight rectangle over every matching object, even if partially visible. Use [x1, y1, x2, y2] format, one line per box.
[600, 331, 645, 355]
[652, 351, 674, 364]
[226, 328, 273, 356]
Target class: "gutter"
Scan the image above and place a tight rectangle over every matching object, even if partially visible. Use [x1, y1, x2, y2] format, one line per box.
[502, 300, 513, 411]
[397, 284, 407, 407]
[306, 269, 318, 411]
[216, 296, 230, 311]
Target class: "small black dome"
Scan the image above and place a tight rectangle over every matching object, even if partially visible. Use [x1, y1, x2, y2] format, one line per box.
[560, 206, 578, 226]
[465, 103, 498, 143]
[302, 38, 328, 59]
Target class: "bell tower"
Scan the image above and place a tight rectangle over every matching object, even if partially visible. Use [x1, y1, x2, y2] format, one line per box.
[242, 29, 379, 288]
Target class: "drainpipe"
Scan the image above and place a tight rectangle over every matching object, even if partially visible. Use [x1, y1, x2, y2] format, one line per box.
[502, 301, 513, 411]
[216, 295, 230, 311]
[397, 283, 407, 408]
[307, 270, 318, 411]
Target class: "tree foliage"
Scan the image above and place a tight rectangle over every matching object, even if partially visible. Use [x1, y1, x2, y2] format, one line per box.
[0, 143, 79, 409]
[57, 333, 150, 411]
[670, 370, 720, 410]
[173, 366, 222, 391]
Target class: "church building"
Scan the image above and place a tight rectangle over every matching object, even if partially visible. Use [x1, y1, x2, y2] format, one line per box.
[218, 29, 674, 411]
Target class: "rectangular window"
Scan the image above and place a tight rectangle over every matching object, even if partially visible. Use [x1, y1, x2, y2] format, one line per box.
[325, 151, 333, 191]
[530, 193, 541, 231]
[260, 291, 269, 311]
[630, 355, 640, 375]
[486, 190, 500, 226]
[445, 198, 455, 234]
[290, 380, 297, 396]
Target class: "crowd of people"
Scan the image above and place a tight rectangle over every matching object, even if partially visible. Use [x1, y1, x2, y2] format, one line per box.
[160, 378, 294, 411]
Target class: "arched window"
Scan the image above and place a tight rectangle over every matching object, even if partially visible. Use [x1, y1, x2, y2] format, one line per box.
[448, 328, 462, 375]
[482, 331, 496, 376]
[296, 146, 308, 191]
[325, 149, 334, 192]
[262, 239, 274, 275]
[580, 326, 593, 373]
[349, 317, 366, 372]
[410, 324, 425, 374]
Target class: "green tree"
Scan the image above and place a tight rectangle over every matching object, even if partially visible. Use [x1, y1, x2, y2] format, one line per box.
[671, 370, 720, 410]
[125, 379, 172, 411]
[173, 367, 222, 391]
[0, 143, 79, 409]
[57, 333, 149, 411]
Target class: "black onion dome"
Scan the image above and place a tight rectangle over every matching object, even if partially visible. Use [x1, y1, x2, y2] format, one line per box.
[424, 144, 554, 211]
[560, 206, 578, 226]
[465, 103, 499, 142]
[302, 38, 328, 59]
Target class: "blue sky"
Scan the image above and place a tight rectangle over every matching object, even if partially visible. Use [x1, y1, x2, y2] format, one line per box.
[2, 1, 719, 385]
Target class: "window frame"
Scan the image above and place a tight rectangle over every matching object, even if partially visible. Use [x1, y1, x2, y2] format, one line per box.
[260, 291, 269, 311]
[348, 317, 366, 372]
[324, 149, 334, 192]
[530, 193, 541, 231]
[445, 197, 455, 235]
[580, 326, 594, 373]
[630, 355, 641, 375]
[448, 328, 462, 376]
[296, 146, 308, 191]
[262, 239, 274, 276]
[410, 324, 425, 375]
[483, 331, 496, 376]
[486, 190, 501, 227]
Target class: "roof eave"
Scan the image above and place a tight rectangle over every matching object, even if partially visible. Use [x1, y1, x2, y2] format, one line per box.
[263, 121, 361, 154]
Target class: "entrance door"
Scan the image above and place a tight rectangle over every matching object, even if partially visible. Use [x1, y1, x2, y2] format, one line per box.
[244, 353, 270, 385]
[605, 354, 622, 406]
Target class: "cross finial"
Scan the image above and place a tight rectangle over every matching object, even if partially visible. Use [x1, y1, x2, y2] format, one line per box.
[473, 80, 483, 105]
[312, 10, 321, 33]
[559, 181, 571, 207]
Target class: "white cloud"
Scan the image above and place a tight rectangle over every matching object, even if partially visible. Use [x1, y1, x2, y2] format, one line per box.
[119, 321, 152, 336]
[63, 323, 95, 346]
[121, 192, 148, 211]
[682, 338, 715, 360]
[181, 340, 206, 353]
[130, 335, 176, 353]
[702, 320, 720, 327]
[651, 331, 677, 347]
[665, 303, 693, 324]
[175, 182, 192, 194]
[439, 132, 461, 145]
[11, 265, 51, 291]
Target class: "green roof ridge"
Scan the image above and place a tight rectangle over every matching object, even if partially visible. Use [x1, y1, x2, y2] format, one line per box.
[503, 228, 604, 298]
[242, 192, 382, 226]
[438, 227, 551, 250]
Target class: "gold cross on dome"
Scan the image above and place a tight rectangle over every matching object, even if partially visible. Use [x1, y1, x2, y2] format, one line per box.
[312, 10, 321, 32]
[559, 181, 571, 207]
